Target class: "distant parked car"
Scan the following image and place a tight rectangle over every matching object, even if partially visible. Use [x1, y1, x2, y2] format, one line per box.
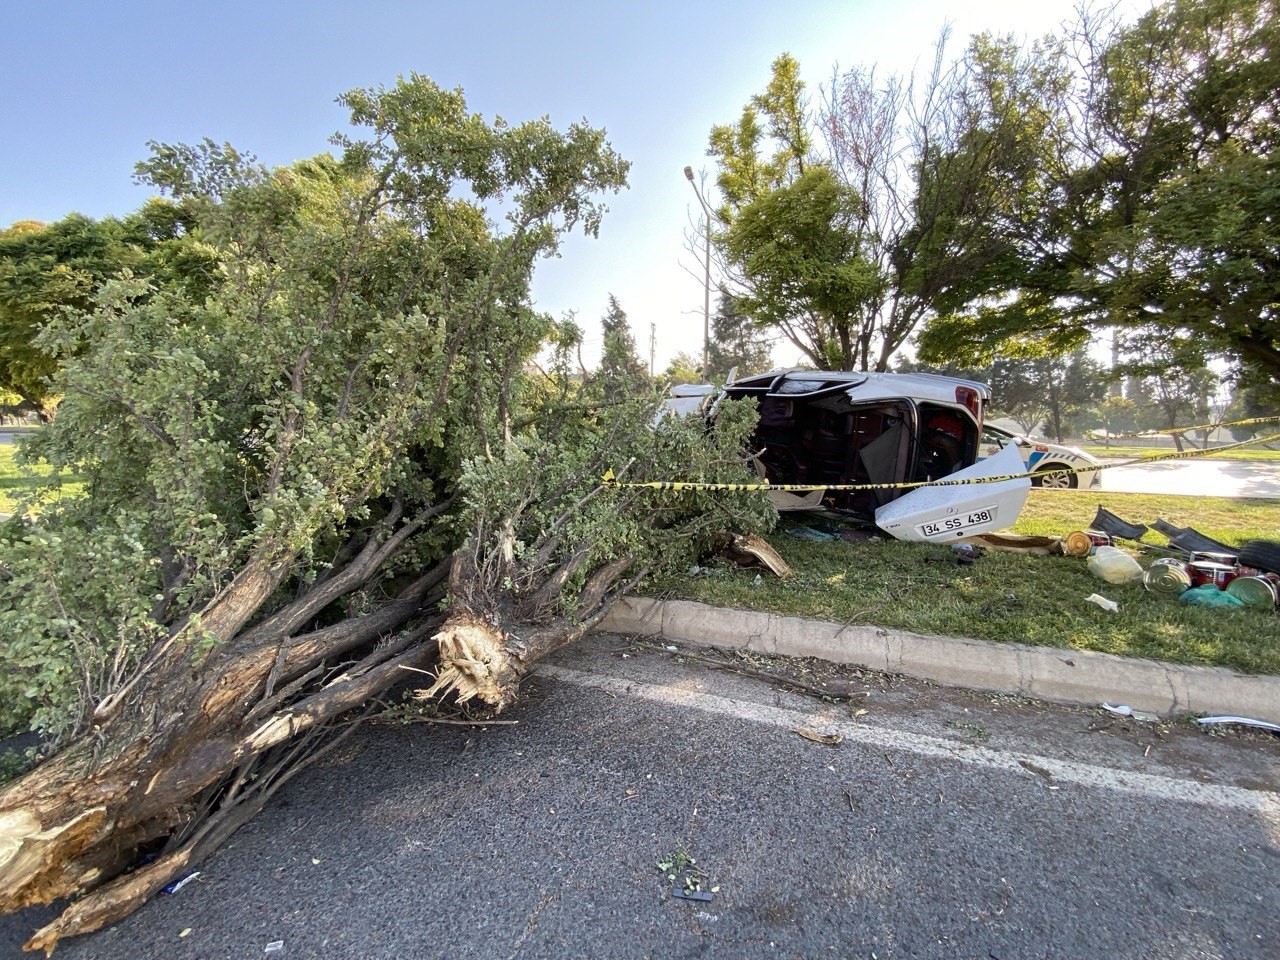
[979, 424, 1101, 489]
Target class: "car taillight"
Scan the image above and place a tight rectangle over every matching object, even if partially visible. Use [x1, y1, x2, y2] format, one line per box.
[955, 386, 981, 420]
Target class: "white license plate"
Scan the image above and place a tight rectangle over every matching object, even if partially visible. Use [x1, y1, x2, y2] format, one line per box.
[916, 505, 998, 539]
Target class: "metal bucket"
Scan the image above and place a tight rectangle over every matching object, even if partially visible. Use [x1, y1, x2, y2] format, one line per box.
[1225, 573, 1280, 609]
[1143, 558, 1192, 595]
[1187, 561, 1237, 590]
[1065, 529, 1112, 557]
[1187, 550, 1238, 565]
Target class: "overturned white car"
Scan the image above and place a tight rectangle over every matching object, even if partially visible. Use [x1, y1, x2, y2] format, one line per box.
[664, 369, 1031, 543]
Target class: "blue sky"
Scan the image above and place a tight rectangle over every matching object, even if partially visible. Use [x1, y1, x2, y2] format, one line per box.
[2, 1, 1127, 369]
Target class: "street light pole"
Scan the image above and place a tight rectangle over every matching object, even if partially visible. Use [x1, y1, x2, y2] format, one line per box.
[684, 165, 712, 381]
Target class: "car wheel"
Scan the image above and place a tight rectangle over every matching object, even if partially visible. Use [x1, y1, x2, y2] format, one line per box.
[1238, 539, 1280, 575]
[1033, 466, 1077, 489]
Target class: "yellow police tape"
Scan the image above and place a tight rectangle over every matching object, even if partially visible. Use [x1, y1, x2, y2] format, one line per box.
[601, 431, 1280, 493]
[1088, 414, 1280, 440]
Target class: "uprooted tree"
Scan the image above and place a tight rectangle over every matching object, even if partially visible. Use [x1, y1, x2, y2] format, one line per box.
[0, 76, 772, 953]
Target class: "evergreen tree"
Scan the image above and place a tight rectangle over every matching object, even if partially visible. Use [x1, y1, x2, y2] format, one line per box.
[598, 294, 649, 397]
[706, 288, 774, 380]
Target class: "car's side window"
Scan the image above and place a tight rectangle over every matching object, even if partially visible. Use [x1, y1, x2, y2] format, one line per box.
[980, 428, 1008, 458]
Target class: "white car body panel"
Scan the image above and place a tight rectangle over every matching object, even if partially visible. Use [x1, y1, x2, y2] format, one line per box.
[874, 444, 1031, 543]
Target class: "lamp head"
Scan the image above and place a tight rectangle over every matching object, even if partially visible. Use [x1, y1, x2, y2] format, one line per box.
[683, 166, 694, 182]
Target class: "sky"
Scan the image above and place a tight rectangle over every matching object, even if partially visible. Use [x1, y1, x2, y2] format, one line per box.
[1, 0, 1131, 371]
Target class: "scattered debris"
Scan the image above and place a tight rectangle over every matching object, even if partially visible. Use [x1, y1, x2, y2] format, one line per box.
[1151, 519, 1236, 557]
[161, 871, 200, 895]
[179, 929, 192, 938]
[264, 942, 285, 955]
[1101, 703, 1159, 722]
[1090, 506, 1148, 542]
[1085, 593, 1119, 613]
[1016, 759, 1056, 784]
[785, 524, 838, 542]
[1087, 546, 1143, 584]
[960, 532, 1063, 555]
[946, 720, 990, 740]
[713, 531, 794, 578]
[794, 727, 843, 746]
[1064, 529, 1112, 557]
[1143, 557, 1193, 595]
[951, 543, 984, 564]
[674, 650, 854, 701]
[1196, 716, 1280, 734]
[657, 845, 715, 901]
[837, 528, 881, 544]
[672, 888, 714, 902]
[1226, 572, 1280, 608]
[1179, 584, 1246, 608]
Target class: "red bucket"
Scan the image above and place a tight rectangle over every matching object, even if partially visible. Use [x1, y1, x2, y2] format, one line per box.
[1187, 561, 1237, 590]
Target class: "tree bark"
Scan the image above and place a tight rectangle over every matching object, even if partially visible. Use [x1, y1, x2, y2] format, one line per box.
[422, 550, 636, 712]
[0, 513, 644, 952]
[0, 539, 451, 953]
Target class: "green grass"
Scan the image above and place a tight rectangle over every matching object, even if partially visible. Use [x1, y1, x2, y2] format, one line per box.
[0, 442, 84, 515]
[1080, 443, 1280, 462]
[650, 490, 1280, 676]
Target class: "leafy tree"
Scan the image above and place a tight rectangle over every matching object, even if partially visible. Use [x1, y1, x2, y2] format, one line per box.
[832, 32, 1066, 373]
[1116, 330, 1218, 449]
[706, 287, 774, 379]
[707, 42, 1060, 373]
[1091, 394, 1143, 442]
[0, 205, 215, 421]
[987, 350, 1106, 441]
[0, 76, 771, 952]
[707, 55, 879, 370]
[1223, 384, 1279, 442]
[919, 0, 1280, 387]
[662, 351, 703, 385]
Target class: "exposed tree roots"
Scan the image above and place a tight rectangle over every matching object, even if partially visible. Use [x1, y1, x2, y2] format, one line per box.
[0, 509, 452, 954]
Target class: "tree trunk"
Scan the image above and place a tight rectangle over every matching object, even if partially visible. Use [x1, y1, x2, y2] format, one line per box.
[0, 534, 452, 954]
[423, 551, 637, 713]
[0, 490, 660, 952]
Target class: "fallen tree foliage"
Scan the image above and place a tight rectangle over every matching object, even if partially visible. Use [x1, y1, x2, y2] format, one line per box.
[0, 77, 770, 953]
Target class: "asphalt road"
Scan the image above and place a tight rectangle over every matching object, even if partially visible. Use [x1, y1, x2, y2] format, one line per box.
[1098, 458, 1280, 499]
[4, 635, 1277, 960]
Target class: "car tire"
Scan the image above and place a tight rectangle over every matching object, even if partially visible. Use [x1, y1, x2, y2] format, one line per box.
[1033, 465, 1077, 489]
[1239, 539, 1280, 575]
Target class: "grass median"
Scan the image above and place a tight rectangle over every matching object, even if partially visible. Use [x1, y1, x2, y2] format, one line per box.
[2, 440, 1276, 674]
[1080, 443, 1280, 462]
[648, 490, 1280, 676]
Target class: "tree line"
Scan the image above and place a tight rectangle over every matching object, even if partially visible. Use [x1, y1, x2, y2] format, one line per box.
[698, 0, 1277, 412]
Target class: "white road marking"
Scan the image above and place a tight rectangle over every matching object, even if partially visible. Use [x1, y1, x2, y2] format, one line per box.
[537, 664, 1280, 818]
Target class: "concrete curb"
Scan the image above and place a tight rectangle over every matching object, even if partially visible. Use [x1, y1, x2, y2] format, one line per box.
[596, 597, 1280, 724]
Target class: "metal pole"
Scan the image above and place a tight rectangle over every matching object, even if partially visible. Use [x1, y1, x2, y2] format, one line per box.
[701, 216, 711, 381]
[684, 166, 712, 381]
